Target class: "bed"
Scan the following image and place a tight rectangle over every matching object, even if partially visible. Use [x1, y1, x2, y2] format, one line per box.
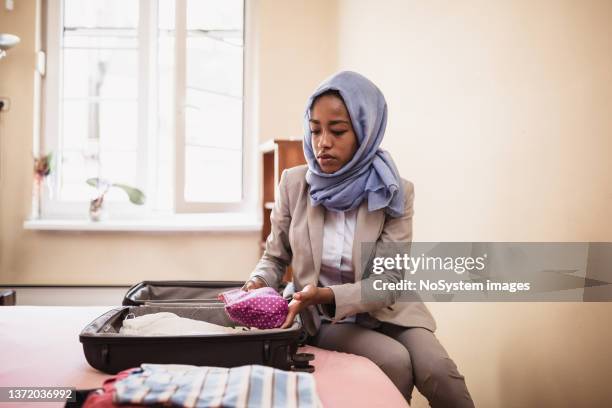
[0, 306, 408, 408]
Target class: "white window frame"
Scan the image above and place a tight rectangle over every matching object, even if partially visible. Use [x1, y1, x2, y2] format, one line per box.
[40, 0, 254, 221]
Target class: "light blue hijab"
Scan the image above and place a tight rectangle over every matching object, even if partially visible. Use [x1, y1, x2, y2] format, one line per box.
[303, 71, 405, 217]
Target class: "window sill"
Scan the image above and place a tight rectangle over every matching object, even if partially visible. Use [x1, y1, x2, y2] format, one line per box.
[23, 213, 262, 232]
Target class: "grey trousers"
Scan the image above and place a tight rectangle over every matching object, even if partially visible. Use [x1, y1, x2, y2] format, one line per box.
[307, 320, 475, 408]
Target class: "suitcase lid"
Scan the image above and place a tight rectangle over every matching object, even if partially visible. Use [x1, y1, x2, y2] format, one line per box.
[122, 280, 246, 306]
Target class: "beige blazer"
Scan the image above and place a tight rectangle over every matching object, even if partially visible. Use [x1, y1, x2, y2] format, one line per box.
[250, 164, 436, 336]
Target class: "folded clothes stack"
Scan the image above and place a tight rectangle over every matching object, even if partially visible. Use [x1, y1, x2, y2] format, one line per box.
[82, 363, 322, 408]
[118, 312, 244, 336]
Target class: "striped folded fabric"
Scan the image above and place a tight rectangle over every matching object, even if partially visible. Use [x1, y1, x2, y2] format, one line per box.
[113, 363, 322, 408]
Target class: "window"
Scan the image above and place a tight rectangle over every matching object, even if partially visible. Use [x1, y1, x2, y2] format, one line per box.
[42, 0, 246, 220]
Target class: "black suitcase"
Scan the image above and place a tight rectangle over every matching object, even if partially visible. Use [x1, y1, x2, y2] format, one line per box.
[79, 280, 314, 375]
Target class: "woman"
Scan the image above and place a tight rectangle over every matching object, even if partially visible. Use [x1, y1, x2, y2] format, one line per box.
[244, 71, 474, 407]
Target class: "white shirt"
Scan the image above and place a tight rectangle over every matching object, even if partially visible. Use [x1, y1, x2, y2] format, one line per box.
[319, 207, 358, 323]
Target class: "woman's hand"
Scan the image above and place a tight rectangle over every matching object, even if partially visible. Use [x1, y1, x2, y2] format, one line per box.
[241, 277, 266, 292]
[280, 285, 334, 329]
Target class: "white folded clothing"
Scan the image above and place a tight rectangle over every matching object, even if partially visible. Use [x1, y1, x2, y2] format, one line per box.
[119, 312, 242, 336]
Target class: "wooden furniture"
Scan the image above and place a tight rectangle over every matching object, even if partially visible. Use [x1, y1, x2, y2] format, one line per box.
[260, 139, 306, 282]
[0, 289, 16, 305]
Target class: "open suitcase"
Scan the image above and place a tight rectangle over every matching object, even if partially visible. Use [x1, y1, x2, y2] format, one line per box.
[79, 281, 314, 375]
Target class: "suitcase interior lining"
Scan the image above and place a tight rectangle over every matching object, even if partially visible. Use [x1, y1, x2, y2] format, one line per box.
[129, 284, 242, 304]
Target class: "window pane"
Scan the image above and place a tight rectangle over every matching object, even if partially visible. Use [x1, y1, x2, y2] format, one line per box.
[99, 151, 139, 188]
[52, 0, 247, 211]
[63, 32, 138, 49]
[158, 33, 175, 146]
[158, 0, 176, 31]
[61, 101, 138, 155]
[186, 35, 242, 98]
[59, 150, 139, 202]
[100, 102, 139, 150]
[61, 100, 88, 150]
[185, 146, 242, 202]
[186, 0, 243, 31]
[183, 0, 243, 204]
[57, 0, 142, 205]
[59, 150, 100, 201]
[62, 47, 138, 99]
[64, 0, 139, 28]
[185, 89, 242, 151]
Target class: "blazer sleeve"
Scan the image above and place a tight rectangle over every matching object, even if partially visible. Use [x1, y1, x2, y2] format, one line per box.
[325, 180, 415, 322]
[248, 170, 293, 290]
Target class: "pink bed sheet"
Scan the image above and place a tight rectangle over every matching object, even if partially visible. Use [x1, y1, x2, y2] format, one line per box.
[0, 306, 408, 408]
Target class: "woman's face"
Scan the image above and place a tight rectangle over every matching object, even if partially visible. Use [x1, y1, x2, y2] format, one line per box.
[309, 93, 358, 174]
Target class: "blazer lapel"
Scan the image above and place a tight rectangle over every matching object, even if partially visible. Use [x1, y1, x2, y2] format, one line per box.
[352, 201, 386, 281]
[306, 198, 325, 281]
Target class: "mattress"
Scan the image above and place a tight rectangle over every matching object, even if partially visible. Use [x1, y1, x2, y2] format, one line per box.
[0, 306, 408, 408]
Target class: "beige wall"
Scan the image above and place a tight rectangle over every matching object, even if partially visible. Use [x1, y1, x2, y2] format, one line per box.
[335, 0, 612, 406]
[256, 0, 338, 141]
[0, 0, 336, 285]
[336, 0, 612, 242]
[426, 301, 612, 408]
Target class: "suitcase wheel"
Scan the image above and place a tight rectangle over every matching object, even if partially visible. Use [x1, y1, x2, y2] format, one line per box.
[292, 352, 315, 363]
[292, 365, 315, 373]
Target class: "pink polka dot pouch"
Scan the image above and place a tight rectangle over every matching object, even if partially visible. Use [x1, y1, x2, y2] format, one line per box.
[218, 287, 289, 329]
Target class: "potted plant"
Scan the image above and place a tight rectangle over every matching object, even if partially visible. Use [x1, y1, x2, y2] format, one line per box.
[86, 178, 146, 221]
